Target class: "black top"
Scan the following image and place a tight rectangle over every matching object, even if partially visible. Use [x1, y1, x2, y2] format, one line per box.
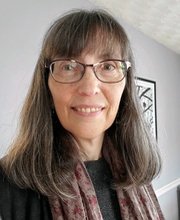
[85, 158, 121, 220]
[0, 167, 52, 220]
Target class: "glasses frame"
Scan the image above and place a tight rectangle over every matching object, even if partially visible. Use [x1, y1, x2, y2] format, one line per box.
[45, 58, 131, 84]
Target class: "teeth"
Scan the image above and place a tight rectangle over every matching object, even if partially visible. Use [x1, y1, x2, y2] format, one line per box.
[76, 107, 101, 113]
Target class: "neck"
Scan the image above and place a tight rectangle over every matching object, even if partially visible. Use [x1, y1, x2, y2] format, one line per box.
[74, 134, 104, 161]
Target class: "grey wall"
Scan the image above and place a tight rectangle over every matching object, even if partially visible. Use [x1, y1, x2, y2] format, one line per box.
[0, 1, 180, 219]
[122, 18, 180, 188]
[118, 18, 180, 220]
[0, 0, 94, 156]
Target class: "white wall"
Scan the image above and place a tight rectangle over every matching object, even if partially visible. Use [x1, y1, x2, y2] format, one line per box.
[0, 1, 180, 219]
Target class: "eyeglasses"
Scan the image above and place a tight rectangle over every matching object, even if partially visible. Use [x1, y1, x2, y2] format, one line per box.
[46, 59, 131, 84]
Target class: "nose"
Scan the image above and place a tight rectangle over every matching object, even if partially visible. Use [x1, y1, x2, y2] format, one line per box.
[77, 66, 100, 96]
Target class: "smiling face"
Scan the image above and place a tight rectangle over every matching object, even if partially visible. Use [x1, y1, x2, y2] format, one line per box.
[48, 52, 126, 144]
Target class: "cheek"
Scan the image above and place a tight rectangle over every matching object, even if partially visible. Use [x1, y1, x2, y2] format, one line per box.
[50, 90, 70, 128]
[51, 91, 69, 116]
[109, 83, 125, 109]
[48, 79, 68, 114]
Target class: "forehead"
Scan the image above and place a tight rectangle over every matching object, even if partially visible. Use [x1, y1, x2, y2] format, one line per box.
[75, 49, 122, 62]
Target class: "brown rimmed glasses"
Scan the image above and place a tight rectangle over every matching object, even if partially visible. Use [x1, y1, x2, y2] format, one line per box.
[46, 59, 131, 84]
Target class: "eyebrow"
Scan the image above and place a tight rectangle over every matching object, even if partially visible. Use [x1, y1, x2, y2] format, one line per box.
[98, 53, 112, 60]
[96, 52, 121, 60]
[74, 52, 121, 62]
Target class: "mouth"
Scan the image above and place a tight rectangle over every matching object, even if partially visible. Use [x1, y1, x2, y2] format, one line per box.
[71, 106, 105, 114]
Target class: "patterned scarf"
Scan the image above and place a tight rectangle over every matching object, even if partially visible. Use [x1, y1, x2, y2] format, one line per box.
[49, 162, 164, 220]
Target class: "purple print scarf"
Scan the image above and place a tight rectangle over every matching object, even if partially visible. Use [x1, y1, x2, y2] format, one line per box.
[49, 162, 164, 220]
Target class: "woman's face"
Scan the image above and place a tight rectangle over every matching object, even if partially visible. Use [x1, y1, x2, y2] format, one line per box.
[48, 52, 126, 142]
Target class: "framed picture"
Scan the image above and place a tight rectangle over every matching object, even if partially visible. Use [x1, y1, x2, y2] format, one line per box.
[135, 77, 157, 139]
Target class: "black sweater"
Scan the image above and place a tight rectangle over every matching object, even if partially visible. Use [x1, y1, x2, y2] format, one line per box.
[0, 167, 52, 220]
[85, 158, 121, 220]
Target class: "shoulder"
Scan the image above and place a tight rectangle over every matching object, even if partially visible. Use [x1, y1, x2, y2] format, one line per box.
[0, 163, 52, 220]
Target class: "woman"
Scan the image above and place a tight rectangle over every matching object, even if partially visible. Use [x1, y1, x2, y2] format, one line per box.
[0, 9, 164, 220]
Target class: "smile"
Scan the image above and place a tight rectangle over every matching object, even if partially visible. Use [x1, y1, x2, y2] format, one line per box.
[76, 107, 102, 113]
[72, 105, 104, 114]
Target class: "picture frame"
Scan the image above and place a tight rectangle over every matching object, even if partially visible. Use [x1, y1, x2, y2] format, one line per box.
[135, 77, 158, 139]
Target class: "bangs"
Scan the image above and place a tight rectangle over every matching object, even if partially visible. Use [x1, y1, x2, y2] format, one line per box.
[43, 10, 130, 61]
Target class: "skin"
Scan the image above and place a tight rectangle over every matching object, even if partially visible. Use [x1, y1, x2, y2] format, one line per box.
[48, 51, 126, 160]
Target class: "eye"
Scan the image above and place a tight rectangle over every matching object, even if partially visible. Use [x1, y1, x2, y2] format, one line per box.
[102, 62, 115, 71]
[61, 62, 75, 71]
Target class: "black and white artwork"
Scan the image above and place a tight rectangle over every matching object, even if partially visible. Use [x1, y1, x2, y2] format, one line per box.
[135, 77, 157, 139]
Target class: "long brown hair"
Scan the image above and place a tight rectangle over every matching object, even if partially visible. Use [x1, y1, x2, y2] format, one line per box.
[1, 9, 161, 198]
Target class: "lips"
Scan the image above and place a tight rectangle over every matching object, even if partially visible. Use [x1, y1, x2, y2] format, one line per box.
[72, 105, 104, 113]
[76, 107, 102, 113]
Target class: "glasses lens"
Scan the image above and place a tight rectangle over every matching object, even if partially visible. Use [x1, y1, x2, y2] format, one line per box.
[50, 60, 84, 83]
[95, 60, 127, 83]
